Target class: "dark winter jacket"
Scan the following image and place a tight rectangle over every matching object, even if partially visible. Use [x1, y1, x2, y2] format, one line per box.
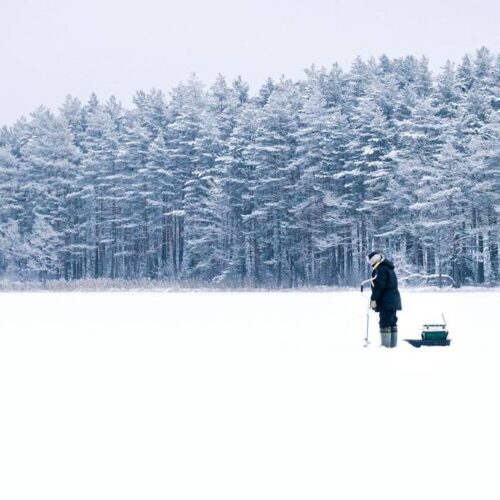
[370, 260, 402, 311]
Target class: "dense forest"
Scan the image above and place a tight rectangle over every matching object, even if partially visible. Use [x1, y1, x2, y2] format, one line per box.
[0, 48, 499, 287]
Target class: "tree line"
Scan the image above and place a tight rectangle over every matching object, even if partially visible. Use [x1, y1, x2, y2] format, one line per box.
[0, 47, 498, 287]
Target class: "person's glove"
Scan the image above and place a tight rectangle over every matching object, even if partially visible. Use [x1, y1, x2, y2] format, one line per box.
[370, 300, 377, 310]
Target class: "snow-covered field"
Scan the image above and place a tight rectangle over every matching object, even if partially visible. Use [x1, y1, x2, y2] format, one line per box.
[1, 290, 499, 500]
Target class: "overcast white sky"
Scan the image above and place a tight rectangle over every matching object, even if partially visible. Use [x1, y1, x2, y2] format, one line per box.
[1, 0, 498, 125]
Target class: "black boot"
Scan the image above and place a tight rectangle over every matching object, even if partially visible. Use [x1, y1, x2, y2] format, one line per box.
[390, 326, 398, 348]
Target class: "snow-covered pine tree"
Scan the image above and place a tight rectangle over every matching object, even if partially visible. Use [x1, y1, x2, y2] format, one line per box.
[183, 112, 226, 281]
[249, 78, 299, 287]
[80, 95, 123, 278]
[290, 83, 336, 285]
[163, 75, 206, 278]
[121, 90, 169, 278]
[217, 103, 260, 286]
[0, 146, 23, 275]
[20, 107, 81, 280]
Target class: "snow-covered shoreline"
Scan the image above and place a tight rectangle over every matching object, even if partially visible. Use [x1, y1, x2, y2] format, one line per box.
[0, 278, 498, 293]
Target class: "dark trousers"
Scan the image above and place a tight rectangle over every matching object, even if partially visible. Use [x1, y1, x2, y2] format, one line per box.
[379, 309, 398, 329]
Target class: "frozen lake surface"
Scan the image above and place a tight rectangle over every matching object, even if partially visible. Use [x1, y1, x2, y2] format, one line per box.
[1, 290, 499, 499]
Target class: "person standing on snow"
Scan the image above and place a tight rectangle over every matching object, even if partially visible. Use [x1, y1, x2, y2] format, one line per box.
[367, 251, 402, 348]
